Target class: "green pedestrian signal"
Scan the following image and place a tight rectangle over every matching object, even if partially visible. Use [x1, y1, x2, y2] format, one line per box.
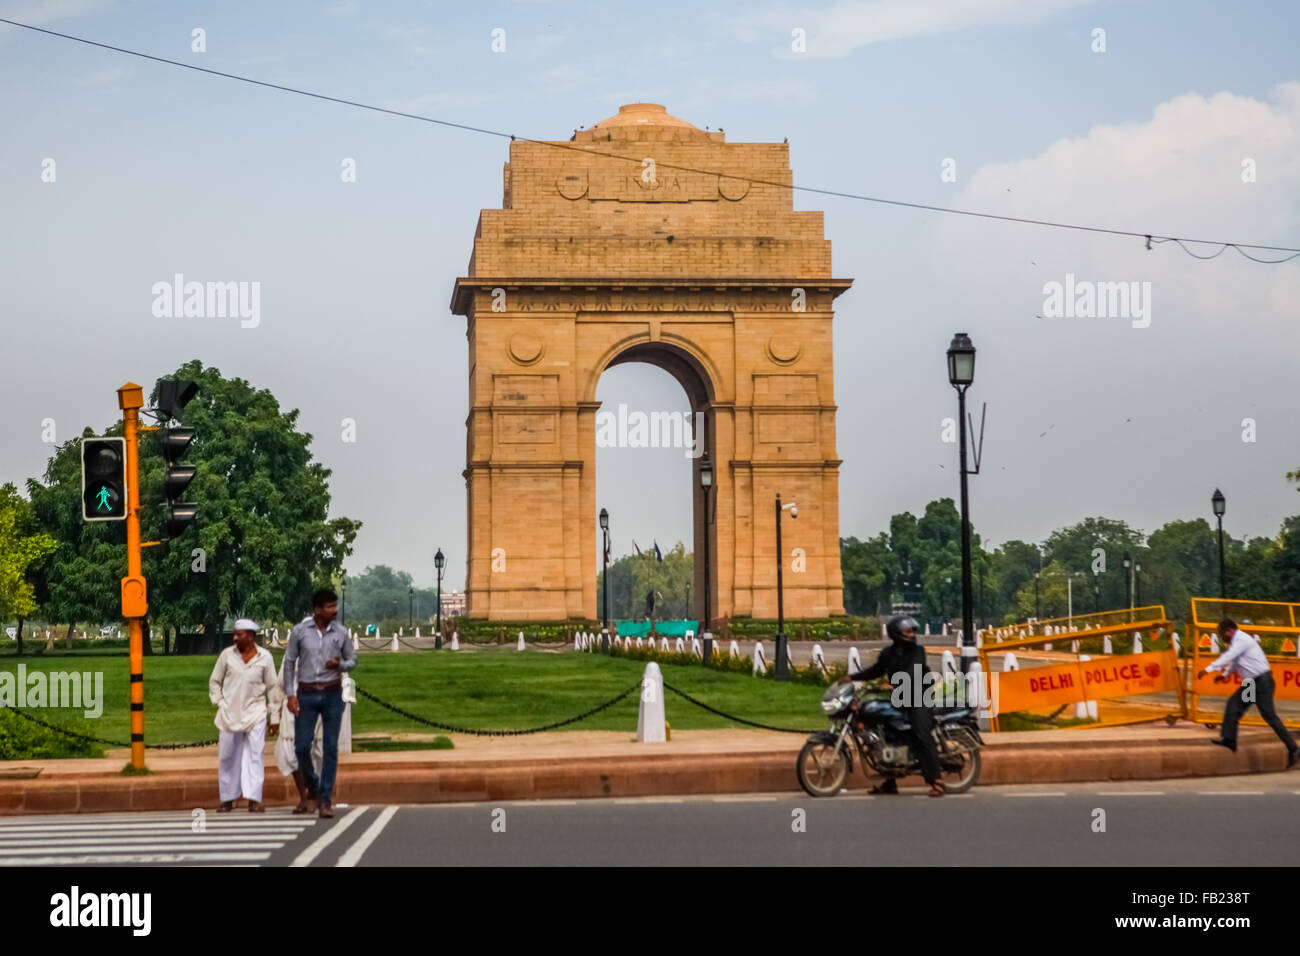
[81, 437, 127, 522]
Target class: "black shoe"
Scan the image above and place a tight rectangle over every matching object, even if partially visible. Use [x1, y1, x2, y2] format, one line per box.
[1211, 738, 1237, 753]
[869, 778, 899, 795]
[1288, 748, 1300, 769]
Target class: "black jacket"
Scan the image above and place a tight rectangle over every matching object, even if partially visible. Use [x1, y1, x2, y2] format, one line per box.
[850, 639, 930, 690]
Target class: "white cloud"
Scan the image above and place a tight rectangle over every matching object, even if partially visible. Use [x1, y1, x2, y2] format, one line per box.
[746, 0, 1095, 59]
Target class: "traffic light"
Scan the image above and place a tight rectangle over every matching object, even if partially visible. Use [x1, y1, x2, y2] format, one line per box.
[81, 437, 127, 521]
[154, 378, 200, 538]
[162, 427, 198, 537]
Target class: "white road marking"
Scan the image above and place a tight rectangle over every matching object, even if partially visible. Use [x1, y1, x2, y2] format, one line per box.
[1197, 790, 1264, 795]
[289, 806, 370, 868]
[1003, 792, 1068, 797]
[1095, 791, 1166, 796]
[336, 806, 398, 867]
[0, 852, 271, 865]
[710, 795, 781, 803]
[610, 796, 687, 805]
[0, 841, 286, 854]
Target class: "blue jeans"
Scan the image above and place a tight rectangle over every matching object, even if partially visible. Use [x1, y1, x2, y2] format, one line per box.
[295, 686, 345, 804]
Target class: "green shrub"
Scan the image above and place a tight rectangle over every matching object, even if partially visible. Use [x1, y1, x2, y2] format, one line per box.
[0, 709, 104, 759]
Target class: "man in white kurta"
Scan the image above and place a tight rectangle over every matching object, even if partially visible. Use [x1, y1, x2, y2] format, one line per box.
[209, 619, 281, 811]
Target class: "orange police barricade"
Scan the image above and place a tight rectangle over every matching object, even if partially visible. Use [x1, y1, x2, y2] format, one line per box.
[1187, 597, 1300, 730]
[978, 605, 1185, 731]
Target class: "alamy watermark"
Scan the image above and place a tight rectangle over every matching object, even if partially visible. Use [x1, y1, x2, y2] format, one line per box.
[1041, 273, 1151, 328]
[0, 665, 104, 718]
[596, 403, 705, 459]
[151, 273, 260, 328]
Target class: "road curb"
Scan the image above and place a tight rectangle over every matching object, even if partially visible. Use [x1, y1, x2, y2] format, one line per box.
[0, 732, 1292, 814]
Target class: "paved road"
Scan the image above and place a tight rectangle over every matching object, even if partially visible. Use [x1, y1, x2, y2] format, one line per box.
[7, 773, 1297, 866]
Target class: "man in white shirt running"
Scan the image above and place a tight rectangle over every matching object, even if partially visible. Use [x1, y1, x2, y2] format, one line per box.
[1198, 617, 1300, 767]
[209, 619, 281, 811]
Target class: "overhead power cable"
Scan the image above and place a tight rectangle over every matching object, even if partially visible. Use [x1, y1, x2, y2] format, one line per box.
[2, 16, 1297, 264]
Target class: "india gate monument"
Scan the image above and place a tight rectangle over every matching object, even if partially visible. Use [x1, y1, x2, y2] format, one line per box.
[451, 104, 852, 622]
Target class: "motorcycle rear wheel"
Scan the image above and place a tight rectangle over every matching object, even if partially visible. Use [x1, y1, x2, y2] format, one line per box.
[797, 739, 851, 797]
[940, 740, 981, 794]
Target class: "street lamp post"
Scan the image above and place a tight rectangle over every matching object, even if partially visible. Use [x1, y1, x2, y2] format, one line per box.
[1212, 488, 1227, 601]
[947, 332, 978, 675]
[1135, 562, 1142, 607]
[1123, 553, 1132, 613]
[699, 455, 714, 664]
[774, 494, 797, 680]
[434, 549, 445, 649]
[600, 508, 610, 652]
[408, 587, 413, 629]
[340, 575, 346, 628]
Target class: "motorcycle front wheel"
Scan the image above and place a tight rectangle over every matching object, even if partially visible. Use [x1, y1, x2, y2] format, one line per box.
[797, 738, 851, 797]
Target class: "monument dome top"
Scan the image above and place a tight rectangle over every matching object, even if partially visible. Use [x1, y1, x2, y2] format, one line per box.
[591, 103, 700, 130]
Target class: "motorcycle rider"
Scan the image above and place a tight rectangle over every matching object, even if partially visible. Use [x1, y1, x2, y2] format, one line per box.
[849, 615, 945, 797]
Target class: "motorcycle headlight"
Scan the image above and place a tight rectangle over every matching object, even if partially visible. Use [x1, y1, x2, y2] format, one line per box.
[820, 685, 853, 713]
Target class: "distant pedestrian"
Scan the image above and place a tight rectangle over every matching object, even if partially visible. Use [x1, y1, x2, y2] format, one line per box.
[284, 588, 356, 818]
[1198, 618, 1300, 767]
[209, 619, 281, 812]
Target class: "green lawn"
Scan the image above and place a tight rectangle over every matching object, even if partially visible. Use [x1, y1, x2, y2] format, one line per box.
[0, 651, 825, 748]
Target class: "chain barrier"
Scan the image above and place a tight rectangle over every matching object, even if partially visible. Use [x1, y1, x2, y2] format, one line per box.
[355, 683, 640, 737]
[660, 681, 818, 734]
[1, 706, 220, 749]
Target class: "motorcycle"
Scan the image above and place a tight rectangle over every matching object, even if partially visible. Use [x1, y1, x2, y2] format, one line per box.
[796, 680, 982, 797]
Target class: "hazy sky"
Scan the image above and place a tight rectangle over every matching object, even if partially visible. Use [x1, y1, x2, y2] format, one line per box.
[2, 0, 1297, 591]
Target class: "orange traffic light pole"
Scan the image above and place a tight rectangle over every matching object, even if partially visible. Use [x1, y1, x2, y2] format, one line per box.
[117, 382, 148, 770]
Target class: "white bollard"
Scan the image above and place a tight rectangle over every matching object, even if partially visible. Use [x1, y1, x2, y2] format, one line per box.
[729, 639, 740, 658]
[686, 629, 694, 640]
[811, 643, 827, 674]
[517, 632, 525, 651]
[881, 622, 887, 638]
[1172, 631, 1180, 656]
[675, 637, 685, 654]
[1211, 634, 1221, 653]
[648, 636, 656, 650]
[1132, 633, 1142, 654]
[1075, 654, 1098, 719]
[399, 627, 404, 637]
[351, 632, 358, 650]
[1103, 634, 1113, 654]
[847, 646, 862, 674]
[1003, 651, 1020, 671]
[691, 637, 701, 656]
[941, 649, 957, 680]
[753, 642, 767, 675]
[415, 627, 421, 638]
[1071, 639, 1079, 653]
[636, 662, 667, 743]
[451, 632, 460, 650]
[636, 636, 643, 649]
[786, 641, 796, 671]
[390, 634, 399, 652]
[1044, 642, 1053, 651]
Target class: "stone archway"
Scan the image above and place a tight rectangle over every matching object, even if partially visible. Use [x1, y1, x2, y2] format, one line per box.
[450, 103, 852, 622]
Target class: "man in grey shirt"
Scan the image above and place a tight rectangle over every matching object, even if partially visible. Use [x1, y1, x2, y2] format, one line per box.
[284, 588, 356, 817]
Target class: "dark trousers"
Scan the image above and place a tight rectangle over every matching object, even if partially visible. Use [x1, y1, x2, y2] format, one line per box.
[295, 686, 345, 804]
[1222, 672, 1297, 752]
[904, 706, 943, 784]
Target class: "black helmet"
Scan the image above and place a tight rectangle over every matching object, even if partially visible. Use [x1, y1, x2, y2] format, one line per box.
[886, 615, 919, 642]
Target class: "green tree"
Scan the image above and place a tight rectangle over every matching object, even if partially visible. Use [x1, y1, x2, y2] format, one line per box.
[1042, 517, 1144, 610]
[840, 533, 890, 616]
[990, 540, 1040, 623]
[343, 564, 437, 626]
[0, 484, 57, 654]
[599, 542, 693, 621]
[28, 362, 360, 641]
[1145, 518, 1219, 620]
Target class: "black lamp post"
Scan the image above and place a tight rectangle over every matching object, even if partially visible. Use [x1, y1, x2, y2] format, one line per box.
[699, 455, 714, 664]
[1123, 552, 1132, 614]
[774, 494, 798, 680]
[408, 586, 414, 629]
[434, 548, 445, 649]
[600, 508, 610, 652]
[340, 575, 346, 628]
[1134, 561, 1142, 607]
[947, 332, 977, 675]
[1212, 488, 1227, 601]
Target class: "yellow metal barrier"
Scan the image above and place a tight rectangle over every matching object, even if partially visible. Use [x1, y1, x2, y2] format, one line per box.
[979, 606, 1185, 731]
[1188, 597, 1300, 729]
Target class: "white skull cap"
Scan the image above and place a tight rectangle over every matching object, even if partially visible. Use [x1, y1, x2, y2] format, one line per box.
[233, 618, 259, 633]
